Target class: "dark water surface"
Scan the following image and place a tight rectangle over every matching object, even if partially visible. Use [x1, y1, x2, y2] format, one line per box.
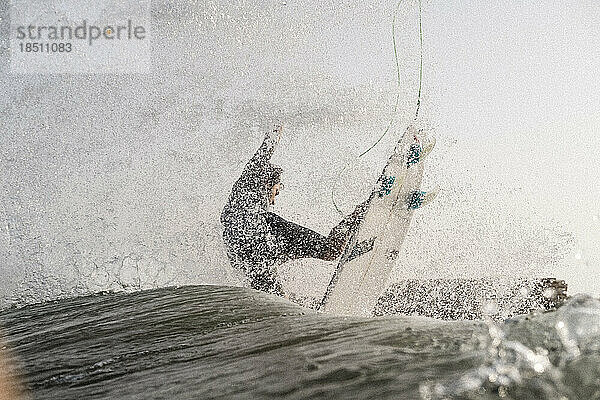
[1, 285, 599, 399]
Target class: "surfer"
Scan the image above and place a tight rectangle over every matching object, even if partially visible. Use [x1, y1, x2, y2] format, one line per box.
[221, 125, 366, 295]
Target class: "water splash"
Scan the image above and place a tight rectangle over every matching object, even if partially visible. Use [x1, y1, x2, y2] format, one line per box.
[420, 295, 600, 399]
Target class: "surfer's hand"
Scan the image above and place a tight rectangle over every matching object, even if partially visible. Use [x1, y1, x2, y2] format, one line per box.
[264, 124, 283, 147]
[321, 246, 341, 261]
[273, 124, 283, 143]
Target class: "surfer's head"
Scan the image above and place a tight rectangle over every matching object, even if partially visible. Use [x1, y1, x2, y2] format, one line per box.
[266, 165, 283, 205]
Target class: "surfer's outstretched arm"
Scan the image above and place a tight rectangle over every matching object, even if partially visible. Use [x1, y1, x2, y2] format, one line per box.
[235, 125, 282, 194]
[221, 126, 283, 219]
[245, 125, 282, 172]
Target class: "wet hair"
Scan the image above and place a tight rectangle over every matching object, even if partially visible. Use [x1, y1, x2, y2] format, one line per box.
[265, 165, 283, 189]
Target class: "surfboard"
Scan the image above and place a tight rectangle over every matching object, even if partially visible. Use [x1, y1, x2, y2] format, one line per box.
[319, 125, 435, 316]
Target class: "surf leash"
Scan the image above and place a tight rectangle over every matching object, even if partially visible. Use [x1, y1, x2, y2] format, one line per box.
[331, 0, 424, 215]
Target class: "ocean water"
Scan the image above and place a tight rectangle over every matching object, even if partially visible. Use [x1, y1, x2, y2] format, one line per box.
[2, 285, 600, 400]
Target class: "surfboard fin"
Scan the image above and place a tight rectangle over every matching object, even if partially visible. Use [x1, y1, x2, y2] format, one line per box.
[407, 136, 435, 168]
[378, 175, 396, 197]
[406, 187, 439, 210]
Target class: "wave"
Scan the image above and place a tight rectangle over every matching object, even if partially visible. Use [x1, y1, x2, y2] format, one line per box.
[1, 286, 599, 399]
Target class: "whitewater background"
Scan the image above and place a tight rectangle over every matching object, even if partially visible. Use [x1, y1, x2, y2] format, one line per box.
[0, 0, 599, 308]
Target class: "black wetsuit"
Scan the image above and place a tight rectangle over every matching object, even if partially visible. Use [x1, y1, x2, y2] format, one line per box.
[221, 131, 364, 295]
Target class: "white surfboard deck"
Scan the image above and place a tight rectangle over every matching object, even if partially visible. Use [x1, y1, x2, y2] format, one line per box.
[320, 126, 430, 316]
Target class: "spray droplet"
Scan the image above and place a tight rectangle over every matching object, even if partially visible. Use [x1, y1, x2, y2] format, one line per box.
[533, 362, 545, 373]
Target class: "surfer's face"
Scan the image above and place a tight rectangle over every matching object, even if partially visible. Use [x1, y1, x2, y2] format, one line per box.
[269, 183, 282, 205]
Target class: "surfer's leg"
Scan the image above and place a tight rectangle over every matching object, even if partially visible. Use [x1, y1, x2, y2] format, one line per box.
[328, 200, 369, 248]
[264, 212, 342, 261]
[248, 267, 284, 296]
